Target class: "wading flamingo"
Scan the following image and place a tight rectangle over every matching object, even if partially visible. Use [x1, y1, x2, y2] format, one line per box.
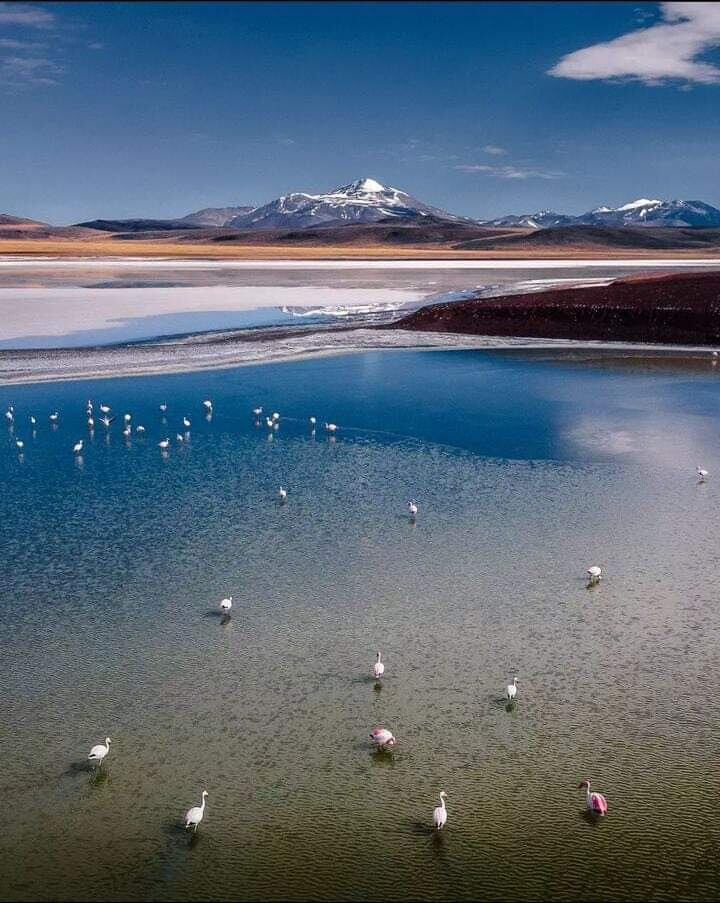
[506, 676, 518, 701]
[579, 779, 607, 815]
[220, 596, 232, 614]
[433, 791, 448, 829]
[587, 566, 602, 586]
[88, 737, 111, 766]
[370, 727, 396, 750]
[697, 466, 709, 483]
[373, 651, 385, 680]
[184, 790, 208, 832]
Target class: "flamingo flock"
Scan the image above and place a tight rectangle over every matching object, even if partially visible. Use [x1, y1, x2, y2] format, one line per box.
[14, 383, 719, 843]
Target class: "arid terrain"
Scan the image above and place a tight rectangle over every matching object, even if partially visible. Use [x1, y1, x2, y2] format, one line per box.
[392, 269, 720, 345]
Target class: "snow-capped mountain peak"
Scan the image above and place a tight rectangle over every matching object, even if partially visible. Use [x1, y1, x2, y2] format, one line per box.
[615, 198, 662, 211]
[227, 177, 467, 229]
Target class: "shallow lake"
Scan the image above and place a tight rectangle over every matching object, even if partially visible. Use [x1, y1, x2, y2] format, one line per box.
[2, 348, 720, 901]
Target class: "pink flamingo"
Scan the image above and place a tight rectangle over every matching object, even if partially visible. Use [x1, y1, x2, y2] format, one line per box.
[370, 727, 396, 750]
[579, 779, 608, 815]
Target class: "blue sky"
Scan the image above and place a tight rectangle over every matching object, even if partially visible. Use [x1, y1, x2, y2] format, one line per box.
[1, 1, 719, 222]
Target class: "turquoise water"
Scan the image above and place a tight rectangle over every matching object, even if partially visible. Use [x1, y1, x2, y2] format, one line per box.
[2, 349, 720, 902]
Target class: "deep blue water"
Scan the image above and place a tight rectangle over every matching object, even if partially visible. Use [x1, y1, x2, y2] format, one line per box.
[2, 349, 720, 903]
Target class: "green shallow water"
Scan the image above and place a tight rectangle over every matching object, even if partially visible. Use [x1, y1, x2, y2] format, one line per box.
[2, 349, 720, 902]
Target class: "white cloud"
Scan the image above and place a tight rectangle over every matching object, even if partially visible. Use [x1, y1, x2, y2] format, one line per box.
[549, 2, 720, 85]
[482, 145, 507, 155]
[455, 163, 564, 180]
[0, 3, 55, 28]
[0, 54, 61, 86]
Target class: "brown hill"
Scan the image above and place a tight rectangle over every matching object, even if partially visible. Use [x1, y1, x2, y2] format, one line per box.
[0, 213, 98, 240]
[455, 224, 720, 252]
[391, 270, 720, 345]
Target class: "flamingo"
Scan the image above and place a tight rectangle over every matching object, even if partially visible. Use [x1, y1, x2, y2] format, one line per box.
[370, 727, 396, 750]
[183, 417, 191, 429]
[100, 415, 114, 428]
[272, 412, 280, 422]
[29, 415, 36, 426]
[136, 425, 146, 433]
[506, 676, 518, 701]
[278, 486, 287, 502]
[99, 404, 110, 415]
[88, 737, 111, 766]
[159, 403, 167, 414]
[203, 400, 213, 411]
[49, 412, 59, 423]
[123, 413, 131, 423]
[184, 790, 208, 832]
[408, 501, 418, 518]
[220, 595, 232, 614]
[5, 409, 13, 422]
[697, 466, 709, 483]
[86, 400, 93, 414]
[579, 779, 608, 815]
[325, 422, 338, 433]
[73, 440, 83, 454]
[159, 438, 170, 450]
[432, 791, 448, 830]
[87, 417, 94, 429]
[265, 417, 274, 429]
[309, 416, 316, 427]
[122, 427, 131, 438]
[176, 433, 184, 443]
[252, 406, 263, 417]
[15, 439, 23, 450]
[373, 651, 385, 680]
[587, 566, 602, 585]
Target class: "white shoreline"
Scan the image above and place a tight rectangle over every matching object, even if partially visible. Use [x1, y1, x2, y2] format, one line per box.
[1, 327, 716, 387]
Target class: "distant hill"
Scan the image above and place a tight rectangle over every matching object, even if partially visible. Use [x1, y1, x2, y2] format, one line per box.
[178, 206, 255, 227]
[74, 218, 199, 233]
[106, 220, 516, 246]
[0, 213, 97, 240]
[455, 225, 720, 252]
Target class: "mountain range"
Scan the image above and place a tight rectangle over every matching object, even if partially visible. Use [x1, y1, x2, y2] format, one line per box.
[71, 180, 720, 232]
[486, 198, 720, 229]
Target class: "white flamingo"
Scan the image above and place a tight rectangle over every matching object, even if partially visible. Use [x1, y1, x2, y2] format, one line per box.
[99, 404, 110, 415]
[73, 440, 83, 454]
[433, 791, 448, 829]
[587, 566, 602, 585]
[49, 412, 59, 423]
[579, 779, 608, 815]
[123, 413, 131, 423]
[697, 466, 709, 483]
[183, 417, 191, 429]
[272, 412, 280, 422]
[325, 422, 337, 433]
[176, 433, 185, 443]
[506, 676, 518, 701]
[159, 403, 167, 414]
[373, 651, 385, 680]
[123, 427, 131, 438]
[203, 400, 213, 411]
[88, 737, 111, 766]
[87, 417, 94, 429]
[5, 409, 13, 422]
[100, 415, 114, 428]
[15, 439, 23, 450]
[309, 416, 316, 426]
[252, 406, 263, 417]
[29, 415, 36, 426]
[370, 727, 396, 750]
[159, 438, 170, 450]
[278, 486, 287, 502]
[184, 790, 208, 832]
[136, 425, 146, 433]
[220, 595, 232, 614]
[408, 501, 418, 518]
